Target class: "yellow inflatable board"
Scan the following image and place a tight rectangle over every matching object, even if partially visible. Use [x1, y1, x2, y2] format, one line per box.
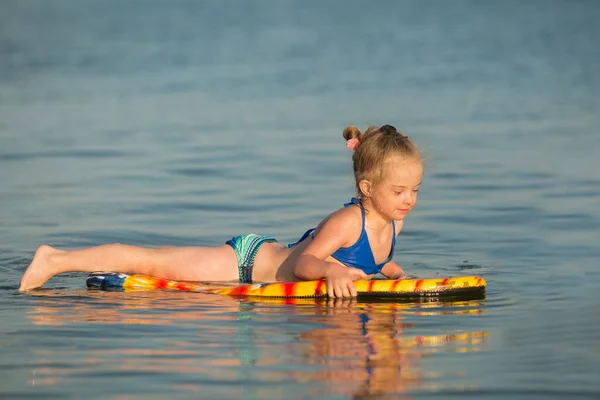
[87, 272, 486, 299]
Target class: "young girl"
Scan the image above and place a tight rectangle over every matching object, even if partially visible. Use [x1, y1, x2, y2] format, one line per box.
[19, 124, 423, 298]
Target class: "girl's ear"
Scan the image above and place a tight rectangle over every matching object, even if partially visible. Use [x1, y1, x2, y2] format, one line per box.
[358, 179, 372, 198]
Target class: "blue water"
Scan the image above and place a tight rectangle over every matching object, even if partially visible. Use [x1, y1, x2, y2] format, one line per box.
[1, 0, 599, 398]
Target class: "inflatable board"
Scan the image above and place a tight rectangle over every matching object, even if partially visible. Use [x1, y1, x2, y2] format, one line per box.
[86, 272, 486, 300]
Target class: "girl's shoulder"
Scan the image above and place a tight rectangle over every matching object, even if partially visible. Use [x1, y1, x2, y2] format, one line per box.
[312, 203, 364, 244]
[322, 202, 363, 228]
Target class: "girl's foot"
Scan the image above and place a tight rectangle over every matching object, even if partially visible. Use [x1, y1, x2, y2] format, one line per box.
[19, 245, 62, 292]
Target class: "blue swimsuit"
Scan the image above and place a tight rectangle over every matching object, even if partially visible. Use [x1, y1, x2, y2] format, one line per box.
[291, 198, 396, 274]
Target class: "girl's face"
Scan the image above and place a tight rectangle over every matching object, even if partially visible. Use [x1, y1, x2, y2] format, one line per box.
[369, 155, 423, 221]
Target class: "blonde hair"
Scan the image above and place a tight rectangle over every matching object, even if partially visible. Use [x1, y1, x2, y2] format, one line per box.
[343, 124, 421, 198]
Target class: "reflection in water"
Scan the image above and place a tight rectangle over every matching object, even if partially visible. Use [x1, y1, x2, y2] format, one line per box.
[292, 299, 487, 398]
[25, 291, 487, 398]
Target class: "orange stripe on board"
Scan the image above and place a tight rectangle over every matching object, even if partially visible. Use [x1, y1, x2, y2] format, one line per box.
[315, 280, 325, 296]
[225, 286, 239, 295]
[391, 280, 401, 291]
[414, 279, 423, 292]
[231, 285, 249, 296]
[156, 279, 168, 289]
[368, 280, 375, 292]
[442, 278, 450, 286]
[279, 283, 293, 297]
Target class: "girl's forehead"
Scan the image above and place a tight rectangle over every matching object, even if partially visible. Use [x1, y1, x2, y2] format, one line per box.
[383, 156, 423, 182]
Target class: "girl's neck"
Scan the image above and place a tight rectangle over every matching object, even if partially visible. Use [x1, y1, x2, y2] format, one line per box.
[360, 197, 393, 232]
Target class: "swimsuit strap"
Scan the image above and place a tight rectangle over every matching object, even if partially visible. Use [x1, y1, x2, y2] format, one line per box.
[343, 197, 366, 230]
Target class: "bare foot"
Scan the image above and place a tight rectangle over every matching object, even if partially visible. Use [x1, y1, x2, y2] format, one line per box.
[19, 245, 61, 292]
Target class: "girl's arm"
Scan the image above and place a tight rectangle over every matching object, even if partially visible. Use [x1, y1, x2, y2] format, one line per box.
[293, 208, 367, 297]
[380, 260, 406, 279]
[379, 219, 407, 279]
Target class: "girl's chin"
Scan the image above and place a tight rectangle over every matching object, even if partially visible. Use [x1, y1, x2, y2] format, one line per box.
[393, 211, 410, 219]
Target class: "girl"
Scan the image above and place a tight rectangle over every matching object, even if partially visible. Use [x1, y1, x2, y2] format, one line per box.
[19, 124, 423, 298]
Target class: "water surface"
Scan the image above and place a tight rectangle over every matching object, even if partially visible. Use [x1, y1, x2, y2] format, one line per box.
[1, 0, 599, 398]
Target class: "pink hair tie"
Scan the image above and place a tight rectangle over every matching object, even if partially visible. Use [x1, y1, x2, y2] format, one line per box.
[346, 138, 359, 151]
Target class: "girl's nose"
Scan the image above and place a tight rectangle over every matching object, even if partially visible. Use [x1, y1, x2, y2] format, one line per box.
[403, 192, 417, 206]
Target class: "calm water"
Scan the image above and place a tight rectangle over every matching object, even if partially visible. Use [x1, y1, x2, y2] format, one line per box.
[1, 0, 600, 398]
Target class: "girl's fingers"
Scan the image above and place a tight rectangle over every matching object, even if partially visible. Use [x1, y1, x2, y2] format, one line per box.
[332, 284, 343, 298]
[327, 281, 359, 298]
[341, 285, 350, 298]
[348, 282, 357, 297]
[333, 285, 344, 298]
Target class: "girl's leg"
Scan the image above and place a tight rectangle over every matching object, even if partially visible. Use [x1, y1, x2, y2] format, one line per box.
[19, 243, 239, 292]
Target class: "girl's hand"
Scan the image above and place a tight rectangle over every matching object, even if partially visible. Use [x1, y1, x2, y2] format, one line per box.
[380, 260, 406, 279]
[325, 264, 368, 298]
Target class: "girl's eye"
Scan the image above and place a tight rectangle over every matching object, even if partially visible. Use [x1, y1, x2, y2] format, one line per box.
[413, 188, 420, 193]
